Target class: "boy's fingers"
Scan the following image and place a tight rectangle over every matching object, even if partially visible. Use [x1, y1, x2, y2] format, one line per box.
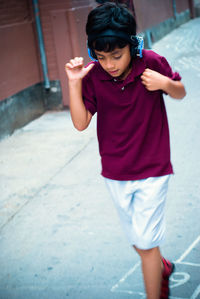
[65, 59, 94, 78]
[74, 57, 83, 63]
[144, 68, 151, 72]
[84, 62, 95, 74]
[65, 62, 73, 70]
[142, 68, 152, 77]
[68, 57, 83, 68]
[141, 74, 147, 82]
[69, 59, 78, 67]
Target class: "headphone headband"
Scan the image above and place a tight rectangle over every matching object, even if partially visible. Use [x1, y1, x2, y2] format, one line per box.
[88, 29, 136, 45]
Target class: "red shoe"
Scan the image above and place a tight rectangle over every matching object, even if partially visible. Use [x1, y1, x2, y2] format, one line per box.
[160, 258, 175, 299]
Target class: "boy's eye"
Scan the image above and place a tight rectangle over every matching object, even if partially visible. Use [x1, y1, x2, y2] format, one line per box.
[96, 54, 122, 60]
[113, 55, 122, 60]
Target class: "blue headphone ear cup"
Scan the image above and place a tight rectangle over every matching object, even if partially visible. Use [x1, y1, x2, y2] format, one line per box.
[130, 36, 143, 58]
[136, 36, 144, 58]
[88, 47, 97, 60]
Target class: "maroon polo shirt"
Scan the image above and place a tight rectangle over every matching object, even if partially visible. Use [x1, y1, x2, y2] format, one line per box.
[82, 49, 181, 180]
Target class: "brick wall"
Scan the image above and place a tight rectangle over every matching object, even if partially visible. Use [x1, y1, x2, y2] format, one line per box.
[176, 0, 190, 13]
[0, 0, 31, 26]
[133, 0, 190, 32]
[0, 0, 41, 101]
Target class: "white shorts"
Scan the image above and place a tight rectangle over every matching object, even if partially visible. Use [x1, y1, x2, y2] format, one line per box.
[105, 175, 170, 250]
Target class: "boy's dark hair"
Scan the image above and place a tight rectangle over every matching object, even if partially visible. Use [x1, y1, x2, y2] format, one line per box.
[86, 2, 138, 59]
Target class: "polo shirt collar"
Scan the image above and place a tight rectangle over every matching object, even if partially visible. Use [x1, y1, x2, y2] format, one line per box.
[96, 56, 146, 83]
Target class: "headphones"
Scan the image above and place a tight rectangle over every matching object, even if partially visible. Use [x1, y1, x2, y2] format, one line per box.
[87, 29, 144, 61]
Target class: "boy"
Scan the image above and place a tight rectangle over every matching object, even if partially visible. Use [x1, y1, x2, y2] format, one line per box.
[65, 3, 186, 298]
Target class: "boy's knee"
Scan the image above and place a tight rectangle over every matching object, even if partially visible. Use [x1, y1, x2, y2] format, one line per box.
[134, 245, 160, 257]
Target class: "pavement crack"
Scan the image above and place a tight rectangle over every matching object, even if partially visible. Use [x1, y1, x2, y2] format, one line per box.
[0, 136, 95, 232]
[49, 136, 95, 180]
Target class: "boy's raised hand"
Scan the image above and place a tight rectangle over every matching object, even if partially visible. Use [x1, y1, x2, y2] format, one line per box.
[65, 57, 95, 81]
[141, 68, 168, 91]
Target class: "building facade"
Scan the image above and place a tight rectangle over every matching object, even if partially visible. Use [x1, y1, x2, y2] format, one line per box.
[0, 0, 199, 139]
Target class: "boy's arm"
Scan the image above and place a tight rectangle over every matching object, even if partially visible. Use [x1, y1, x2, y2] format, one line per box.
[141, 68, 186, 99]
[65, 57, 94, 131]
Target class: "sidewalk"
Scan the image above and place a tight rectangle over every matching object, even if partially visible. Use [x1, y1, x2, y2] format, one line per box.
[0, 17, 200, 299]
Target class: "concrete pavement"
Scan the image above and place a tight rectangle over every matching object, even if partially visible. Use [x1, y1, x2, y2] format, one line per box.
[0, 17, 200, 299]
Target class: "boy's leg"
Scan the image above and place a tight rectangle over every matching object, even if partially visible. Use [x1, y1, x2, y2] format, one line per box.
[105, 175, 171, 298]
[134, 246, 163, 299]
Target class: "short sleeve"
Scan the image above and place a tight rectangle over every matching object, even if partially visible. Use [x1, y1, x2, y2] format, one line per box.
[143, 50, 182, 81]
[159, 56, 181, 81]
[82, 72, 97, 116]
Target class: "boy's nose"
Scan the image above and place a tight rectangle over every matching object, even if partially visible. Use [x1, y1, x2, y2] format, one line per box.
[105, 59, 115, 70]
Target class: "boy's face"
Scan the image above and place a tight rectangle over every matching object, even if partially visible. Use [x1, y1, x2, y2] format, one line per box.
[94, 45, 132, 80]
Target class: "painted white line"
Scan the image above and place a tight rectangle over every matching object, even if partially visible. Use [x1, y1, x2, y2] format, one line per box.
[191, 284, 200, 299]
[175, 235, 200, 263]
[176, 261, 200, 267]
[111, 261, 141, 292]
[170, 272, 190, 289]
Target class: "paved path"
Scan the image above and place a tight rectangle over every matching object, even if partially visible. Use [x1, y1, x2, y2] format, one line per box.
[0, 17, 200, 299]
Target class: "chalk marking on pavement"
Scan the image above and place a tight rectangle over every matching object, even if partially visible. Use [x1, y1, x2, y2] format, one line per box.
[191, 284, 200, 299]
[175, 235, 200, 263]
[110, 261, 140, 293]
[176, 261, 200, 267]
[170, 272, 190, 289]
